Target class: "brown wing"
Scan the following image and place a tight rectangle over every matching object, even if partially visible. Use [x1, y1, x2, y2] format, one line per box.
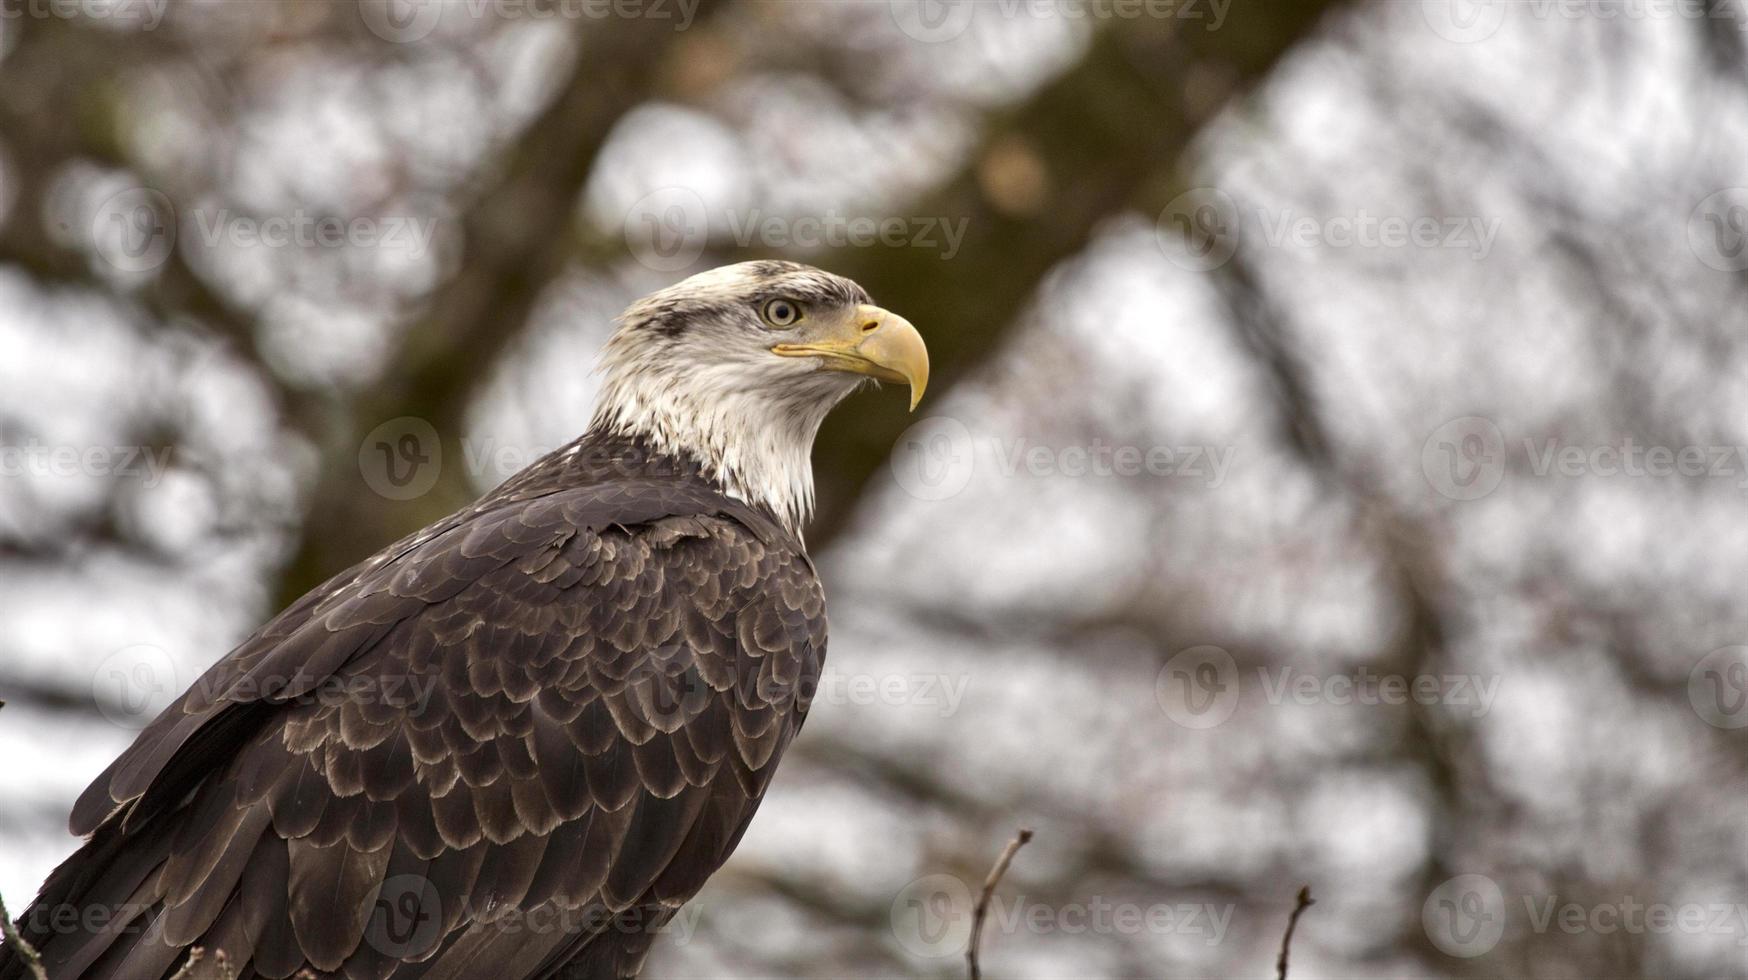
[7, 481, 825, 980]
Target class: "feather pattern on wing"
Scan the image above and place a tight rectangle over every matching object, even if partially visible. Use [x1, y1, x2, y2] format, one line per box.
[0, 433, 826, 980]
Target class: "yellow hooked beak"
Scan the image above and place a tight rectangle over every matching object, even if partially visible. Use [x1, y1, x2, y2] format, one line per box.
[771, 304, 930, 411]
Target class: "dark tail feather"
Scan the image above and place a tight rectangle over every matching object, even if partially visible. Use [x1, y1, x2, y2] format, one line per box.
[546, 908, 669, 980]
[0, 818, 175, 980]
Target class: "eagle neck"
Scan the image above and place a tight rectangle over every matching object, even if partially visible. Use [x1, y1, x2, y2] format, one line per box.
[586, 385, 833, 541]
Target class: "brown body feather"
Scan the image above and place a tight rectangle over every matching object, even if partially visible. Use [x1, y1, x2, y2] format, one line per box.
[0, 433, 826, 980]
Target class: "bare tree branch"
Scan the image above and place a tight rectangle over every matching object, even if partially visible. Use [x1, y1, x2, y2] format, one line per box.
[0, 893, 48, 980]
[807, 0, 1344, 548]
[967, 827, 1033, 980]
[1275, 885, 1314, 980]
[275, 6, 719, 603]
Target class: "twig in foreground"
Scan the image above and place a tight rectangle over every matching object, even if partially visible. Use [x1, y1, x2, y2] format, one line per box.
[967, 827, 1034, 980]
[1275, 885, 1315, 980]
[0, 892, 48, 980]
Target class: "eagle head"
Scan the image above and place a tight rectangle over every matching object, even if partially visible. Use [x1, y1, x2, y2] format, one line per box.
[589, 261, 929, 533]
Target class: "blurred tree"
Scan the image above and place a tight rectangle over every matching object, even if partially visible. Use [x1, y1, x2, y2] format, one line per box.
[11, 2, 1735, 978]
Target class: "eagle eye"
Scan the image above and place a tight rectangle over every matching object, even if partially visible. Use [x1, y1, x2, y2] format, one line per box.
[761, 298, 803, 328]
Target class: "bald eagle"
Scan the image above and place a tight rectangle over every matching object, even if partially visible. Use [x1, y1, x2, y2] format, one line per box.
[0, 262, 928, 980]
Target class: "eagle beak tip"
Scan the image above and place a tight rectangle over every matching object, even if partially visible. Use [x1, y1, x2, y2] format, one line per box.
[773, 304, 929, 410]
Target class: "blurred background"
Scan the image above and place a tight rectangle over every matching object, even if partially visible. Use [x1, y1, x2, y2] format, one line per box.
[2, 0, 1747, 976]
